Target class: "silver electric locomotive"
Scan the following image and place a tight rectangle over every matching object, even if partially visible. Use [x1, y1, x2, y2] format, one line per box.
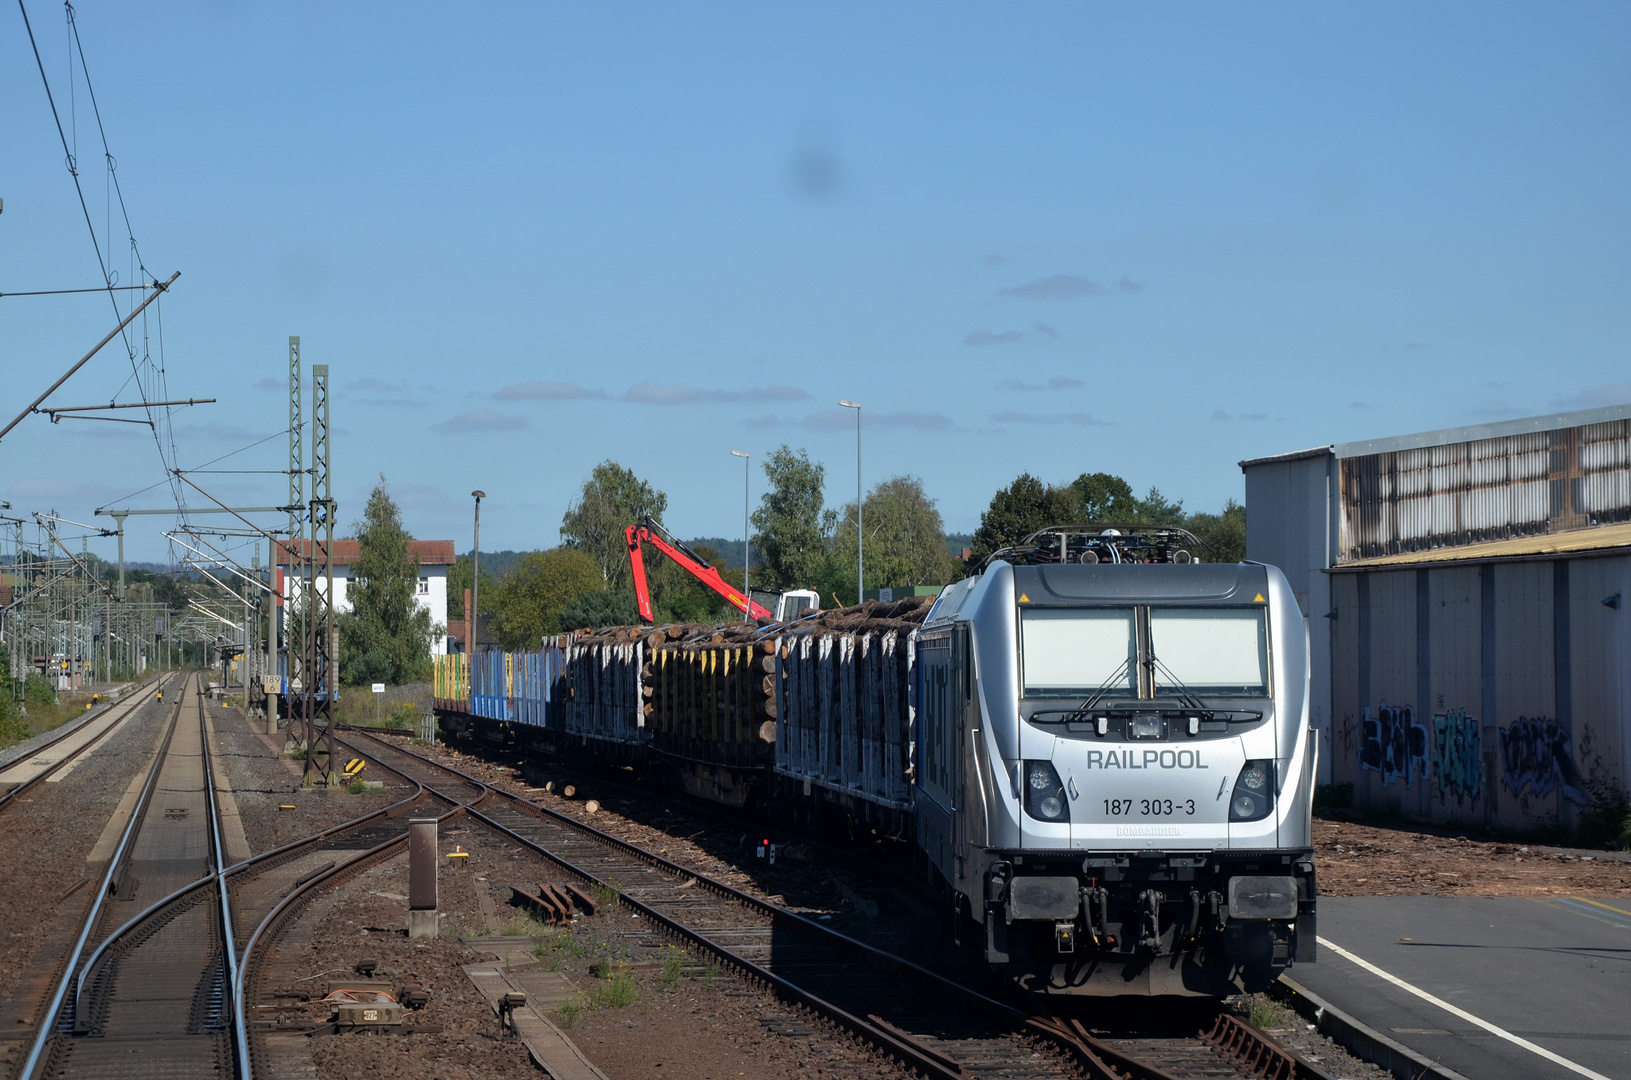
[915, 526, 1316, 996]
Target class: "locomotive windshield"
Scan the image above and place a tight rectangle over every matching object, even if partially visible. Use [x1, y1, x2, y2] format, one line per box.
[1019, 607, 1137, 698]
[1149, 607, 1268, 697]
[1018, 604, 1270, 699]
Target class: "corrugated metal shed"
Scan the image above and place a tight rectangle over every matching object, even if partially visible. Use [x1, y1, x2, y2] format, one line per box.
[1242, 403, 1631, 828]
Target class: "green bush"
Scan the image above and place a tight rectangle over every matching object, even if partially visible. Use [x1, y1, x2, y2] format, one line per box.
[385, 702, 417, 730]
[0, 693, 28, 744]
[1575, 781, 1630, 851]
[23, 674, 55, 707]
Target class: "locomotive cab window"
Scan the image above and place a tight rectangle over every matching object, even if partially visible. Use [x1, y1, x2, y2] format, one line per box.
[1148, 607, 1268, 698]
[1019, 607, 1137, 699]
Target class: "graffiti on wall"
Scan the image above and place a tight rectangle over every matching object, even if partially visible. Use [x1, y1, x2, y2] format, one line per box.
[1430, 709, 1482, 806]
[1499, 717, 1587, 805]
[1359, 701, 1428, 788]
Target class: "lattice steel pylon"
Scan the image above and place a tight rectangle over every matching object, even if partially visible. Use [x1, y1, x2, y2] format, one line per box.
[287, 337, 304, 721]
[302, 363, 337, 786]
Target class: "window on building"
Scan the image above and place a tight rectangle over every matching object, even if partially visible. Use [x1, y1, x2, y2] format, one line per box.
[418, 576, 430, 595]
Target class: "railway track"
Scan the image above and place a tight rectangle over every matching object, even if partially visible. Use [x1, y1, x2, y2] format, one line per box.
[15, 672, 208, 1080]
[233, 754, 448, 1078]
[15, 679, 447, 1080]
[0, 676, 163, 816]
[342, 727, 1336, 1080]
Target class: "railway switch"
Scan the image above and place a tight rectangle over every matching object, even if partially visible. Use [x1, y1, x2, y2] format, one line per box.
[326, 988, 403, 1028]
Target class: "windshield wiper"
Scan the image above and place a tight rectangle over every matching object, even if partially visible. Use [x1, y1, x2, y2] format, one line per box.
[1144, 651, 1215, 720]
[1063, 656, 1133, 722]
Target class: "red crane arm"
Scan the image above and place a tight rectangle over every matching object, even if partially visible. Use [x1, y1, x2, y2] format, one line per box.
[624, 518, 774, 623]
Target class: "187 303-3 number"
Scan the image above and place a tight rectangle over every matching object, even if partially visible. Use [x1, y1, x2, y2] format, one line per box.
[1103, 798, 1196, 817]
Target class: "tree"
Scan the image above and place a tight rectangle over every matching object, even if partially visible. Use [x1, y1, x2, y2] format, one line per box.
[831, 475, 960, 594]
[489, 547, 603, 648]
[557, 589, 641, 632]
[751, 446, 837, 591]
[337, 477, 439, 685]
[645, 544, 740, 624]
[560, 461, 667, 588]
[968, 473, 1077, 567]
[1068, 472, 1138, 522]
[446, 555, 495, 620]
[1131, 486, 1187, 525]
[1184, 499, 1246, 562]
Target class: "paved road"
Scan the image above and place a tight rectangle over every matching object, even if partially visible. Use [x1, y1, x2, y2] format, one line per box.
[1295, 895, 1631, 1080]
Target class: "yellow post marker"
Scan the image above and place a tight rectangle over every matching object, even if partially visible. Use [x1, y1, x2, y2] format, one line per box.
[343, 758, 366, 777]
[447, 844, 471, 860]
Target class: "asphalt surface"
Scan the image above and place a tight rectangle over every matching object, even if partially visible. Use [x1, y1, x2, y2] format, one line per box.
[1295, 895, 1631, 1080]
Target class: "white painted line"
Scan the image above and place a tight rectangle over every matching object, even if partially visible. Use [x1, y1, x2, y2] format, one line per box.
[1318, 936, 1613, 1080]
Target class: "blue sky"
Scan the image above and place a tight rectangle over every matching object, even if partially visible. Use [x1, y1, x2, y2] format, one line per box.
[3, 2, 1628, 564]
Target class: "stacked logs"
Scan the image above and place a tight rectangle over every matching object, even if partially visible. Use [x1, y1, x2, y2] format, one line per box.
[533, 595, 939, 785]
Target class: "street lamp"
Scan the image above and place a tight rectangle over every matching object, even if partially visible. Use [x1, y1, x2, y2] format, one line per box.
[837, 400, 862, 605]
[470, 491, 485, 653]
[731, 451, 750, 622]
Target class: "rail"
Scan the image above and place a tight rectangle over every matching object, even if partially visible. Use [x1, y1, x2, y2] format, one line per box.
[0, 675, 163, 815]
[235, 801, 460, 1076]
[17, 673, 186, 1080]
[343, 726, 1340, 1080]
[339, 728, 1037, 1079]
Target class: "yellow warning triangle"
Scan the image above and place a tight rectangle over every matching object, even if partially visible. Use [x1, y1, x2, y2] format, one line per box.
[1018, 593, 1030, 603]
[1254, 593, 1265, 602]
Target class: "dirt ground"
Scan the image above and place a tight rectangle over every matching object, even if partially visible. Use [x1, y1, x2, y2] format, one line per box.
[280, 807, 907, 1080]
[209, 704, 412, 854]
[1314, 815, 1631, 897]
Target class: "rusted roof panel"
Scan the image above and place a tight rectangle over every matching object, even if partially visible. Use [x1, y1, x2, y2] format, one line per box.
[1336, 419, 1631, 562]
[1331, 519, 1631, 569]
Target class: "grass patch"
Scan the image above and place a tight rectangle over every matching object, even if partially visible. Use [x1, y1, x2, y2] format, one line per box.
[554, 994, 585, 1029]
[590, 882, 622, 909]
[660, 947, 684, 987]
[503, 914, 553, 938]
[591, 962, 639, 1009]
[346, 779, 367, 795]
[532, 929, 588, 962]
[702, 961, 719, 989]
[1240, 994, 1286, 1028]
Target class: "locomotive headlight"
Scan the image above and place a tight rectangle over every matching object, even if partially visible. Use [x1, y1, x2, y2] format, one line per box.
[1023, 761, 1070, 823]
[1229, 760, 1275, 822]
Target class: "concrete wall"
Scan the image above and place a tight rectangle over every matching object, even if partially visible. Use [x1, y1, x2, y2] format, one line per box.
[1328, 553, 1631, 829]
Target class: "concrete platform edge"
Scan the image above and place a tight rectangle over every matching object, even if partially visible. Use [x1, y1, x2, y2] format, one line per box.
[1274, 975, 1473, 1080]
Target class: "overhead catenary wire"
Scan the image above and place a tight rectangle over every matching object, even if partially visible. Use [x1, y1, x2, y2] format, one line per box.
[98, 428, 296, 513]
[0, 282, 157, 298]
[0, 271, 178, 443]
[18, 0, 190, 519]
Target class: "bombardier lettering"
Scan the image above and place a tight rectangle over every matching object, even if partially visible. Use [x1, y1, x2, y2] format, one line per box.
[1084, 749, 1210, 770]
